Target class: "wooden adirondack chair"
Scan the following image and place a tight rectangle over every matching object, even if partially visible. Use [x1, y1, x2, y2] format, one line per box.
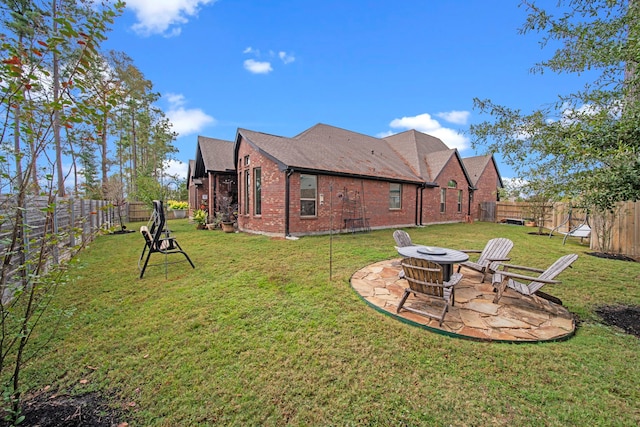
[397, 257, 462, 326]
[393, 230, 414, 248]
[457, 238, 514, 282]
[491, 254, 578, 304]
[138, 200, 195, 278]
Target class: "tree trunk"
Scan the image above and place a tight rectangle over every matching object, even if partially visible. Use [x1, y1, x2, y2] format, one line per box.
[52, 0, 65, 197]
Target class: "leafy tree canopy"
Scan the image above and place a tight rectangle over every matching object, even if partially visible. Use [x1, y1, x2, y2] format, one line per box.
[470, 0, 640, 210]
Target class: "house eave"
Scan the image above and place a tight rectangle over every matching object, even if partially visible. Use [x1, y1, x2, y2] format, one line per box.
[284, 166, 423, 185]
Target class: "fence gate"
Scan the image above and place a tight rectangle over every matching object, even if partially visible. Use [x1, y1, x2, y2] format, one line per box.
[479, 202, 496, 222]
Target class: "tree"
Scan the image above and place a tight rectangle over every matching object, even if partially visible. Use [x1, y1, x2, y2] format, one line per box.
[470, 0, 640, 212]
[0, 0, 124, 422]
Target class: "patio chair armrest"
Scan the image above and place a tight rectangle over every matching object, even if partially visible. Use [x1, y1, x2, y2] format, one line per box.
[493, 270, 560, 284]
[459, 250, 482, 254]
[446, 272, 463, 287]
[495, 263, 545, 274]
[486, 257, 511, 262]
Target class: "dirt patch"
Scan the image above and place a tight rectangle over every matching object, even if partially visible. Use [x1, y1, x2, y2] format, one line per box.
[1, 391, 128, 427]
[596, 305, 640, 338]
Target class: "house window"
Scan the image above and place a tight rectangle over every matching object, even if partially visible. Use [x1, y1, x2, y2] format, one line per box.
[244, 155, 250, 166]
[237, 172, 242, 213]
[448, 180, 457, 188]
[457, 190, 463, 213]
[254, 167, 261, 216]
[244, 169, 250, 215]
[300, 174, 317, 217]
[440, 188, 446, 213]
[389, 183, 401, 209]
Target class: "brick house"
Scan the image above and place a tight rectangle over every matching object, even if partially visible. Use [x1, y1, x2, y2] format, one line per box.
[188, 136, 237, 221]
[230, 123, 502, 237]
[461, 155, 503, 220]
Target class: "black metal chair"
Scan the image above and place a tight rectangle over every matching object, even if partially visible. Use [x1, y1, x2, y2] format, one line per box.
[138, 200, 195, 278]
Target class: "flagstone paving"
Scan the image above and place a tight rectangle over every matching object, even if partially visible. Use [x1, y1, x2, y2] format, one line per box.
[350, 258, 576, 342]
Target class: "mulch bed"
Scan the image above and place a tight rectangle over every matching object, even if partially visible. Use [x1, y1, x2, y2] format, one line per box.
[596, 305, 640, 338]
[586, 252, 638, 262]
[1, 391, 127, 427]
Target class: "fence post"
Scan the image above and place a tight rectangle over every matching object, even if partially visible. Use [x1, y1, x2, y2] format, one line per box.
[52, 196, 59, 265]
[69, 197, 75, 248]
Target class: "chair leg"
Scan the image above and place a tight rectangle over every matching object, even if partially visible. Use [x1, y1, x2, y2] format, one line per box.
[138, 245, 148, 271]
[180, 251, 195, 269]
[493, 278, 508, 304]
[174, 242, 195, 269]
[439, 304, 449, 326]
[140, 249, 153, 279]
[397, 289, 410, 313]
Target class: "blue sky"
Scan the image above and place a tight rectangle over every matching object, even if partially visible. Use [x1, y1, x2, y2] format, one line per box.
[103, 0, 585, 182]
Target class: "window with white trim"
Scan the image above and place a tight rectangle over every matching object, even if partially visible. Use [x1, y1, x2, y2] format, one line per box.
[440, 188, 446, 213]
[389, 183, 402, 209]
[300, 174, 317, 217]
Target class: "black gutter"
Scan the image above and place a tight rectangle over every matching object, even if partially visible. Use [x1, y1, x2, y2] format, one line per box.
[284, 168, 293, 236]
[283, 166, 423, 186]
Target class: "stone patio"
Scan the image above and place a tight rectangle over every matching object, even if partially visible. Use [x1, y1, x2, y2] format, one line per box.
[350, 258, 576, 342]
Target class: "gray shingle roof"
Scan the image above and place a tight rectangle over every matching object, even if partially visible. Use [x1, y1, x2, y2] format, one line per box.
[238, 124, 423, 182]
[462, 155, 499, 187]
[196, 136, 235, 173]
[384, 130, 451, 181]
[231, 123, 489, 188]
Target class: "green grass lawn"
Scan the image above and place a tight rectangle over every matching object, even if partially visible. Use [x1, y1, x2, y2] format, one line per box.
[23, 221, 640, 426]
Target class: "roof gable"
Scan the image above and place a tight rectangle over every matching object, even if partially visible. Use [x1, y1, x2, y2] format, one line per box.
[462, 155, 503, 187]
[195, 136, 235, 176]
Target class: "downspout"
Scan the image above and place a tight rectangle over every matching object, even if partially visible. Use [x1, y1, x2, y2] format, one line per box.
[415, 183, 426, 226]
[419, 185, 426, 225]
[208, 173, 214, 222]
[213, 177, 218, 217]
[284, 168, 294, 236]
[415, 186, 420, 226]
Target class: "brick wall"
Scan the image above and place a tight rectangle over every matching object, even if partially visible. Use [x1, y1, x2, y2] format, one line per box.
[236, 137, 419, 236]
[470, 162, 500, 220]
[420, 157, 469, 224]
[237, 139, 288, 234]
[236, 138, 500, 236]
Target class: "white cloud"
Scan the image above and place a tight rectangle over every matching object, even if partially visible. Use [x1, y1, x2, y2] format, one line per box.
[126, 0, 216, 37]
[278, 51, 295, 64]
[387, 113, 470, 151]
[243, 59, 273, 74]
[436, 110, 470, 125]
[390, 113, 441, 132]
[501, 177, 528, 200]
[163, 159, 189, 179]
[165, 93, 215, 136]
[243, 47, 294, 72]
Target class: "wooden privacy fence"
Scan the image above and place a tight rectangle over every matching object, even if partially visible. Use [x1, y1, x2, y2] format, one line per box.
[127, 201, 188, 221]
[485, 200, 639, 258]
[128, 201, 153, 222]
[0, 196, 115, 301]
